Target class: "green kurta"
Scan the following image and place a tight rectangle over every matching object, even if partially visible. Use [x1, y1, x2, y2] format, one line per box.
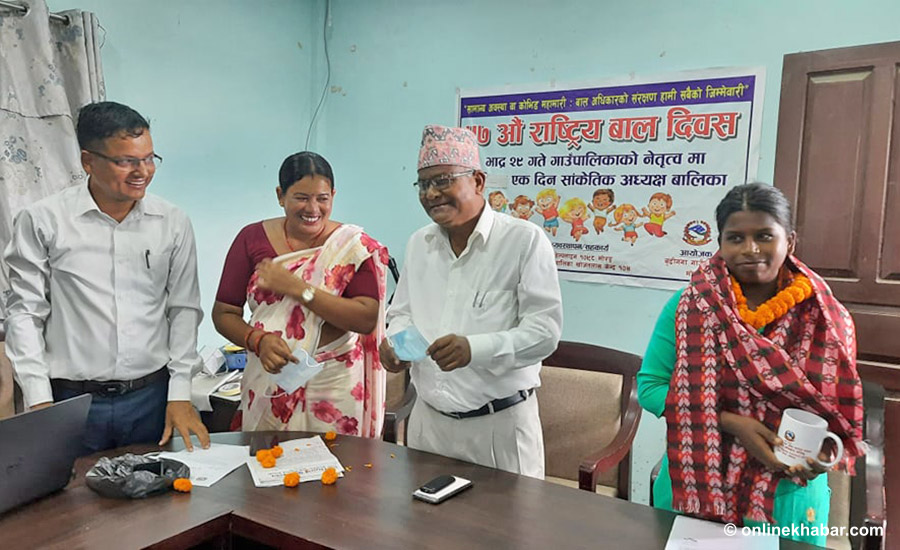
[637, 290, 831, 546]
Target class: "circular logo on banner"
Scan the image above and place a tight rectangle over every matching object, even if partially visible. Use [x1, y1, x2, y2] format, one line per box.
[683, 220, 712, 246]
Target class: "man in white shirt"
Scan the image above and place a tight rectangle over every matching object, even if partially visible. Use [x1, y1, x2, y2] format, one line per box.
[381, 125, 562, 478]
[3, 102, 209, 454]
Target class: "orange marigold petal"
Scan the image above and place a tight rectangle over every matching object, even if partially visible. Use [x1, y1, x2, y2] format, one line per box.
[283, 472, 300, 487]
[173, 478, 192, 493]
[324, 431, 337, 441]
[321, 467, 338, 485]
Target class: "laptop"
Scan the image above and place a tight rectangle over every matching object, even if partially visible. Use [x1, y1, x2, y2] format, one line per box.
[0, 394, 91, 515]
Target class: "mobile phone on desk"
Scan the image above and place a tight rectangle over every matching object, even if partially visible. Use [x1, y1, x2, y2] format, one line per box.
[412, 475, 473, 504]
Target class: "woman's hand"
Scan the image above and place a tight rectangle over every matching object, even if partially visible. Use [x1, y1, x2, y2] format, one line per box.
[785, 438, 839, 481]
[786, 453, 830, 481]
[256, 259, 303, 298]
[720, 411, 788, 473]
[257, 333, 298, 374]
[379, 338, 410, 373]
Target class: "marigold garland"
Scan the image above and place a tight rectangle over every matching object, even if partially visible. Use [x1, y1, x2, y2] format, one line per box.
[283, 472, 300, 487]
[173, 478, 192, 493]
[731, 273, 813, 330]
[321, 467, 338, 485]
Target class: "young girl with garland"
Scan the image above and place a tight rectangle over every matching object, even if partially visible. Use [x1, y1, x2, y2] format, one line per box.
[637, 183, 865, 546]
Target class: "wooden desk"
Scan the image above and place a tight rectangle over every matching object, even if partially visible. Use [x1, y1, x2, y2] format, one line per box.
[1, 432, 824, 549]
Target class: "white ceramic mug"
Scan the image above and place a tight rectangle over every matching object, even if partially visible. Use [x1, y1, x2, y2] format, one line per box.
[774, 408, 844, 468]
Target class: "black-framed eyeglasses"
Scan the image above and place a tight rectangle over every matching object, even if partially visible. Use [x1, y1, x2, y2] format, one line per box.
[85, 150, 163, 170]
[413, 170, 474, 194]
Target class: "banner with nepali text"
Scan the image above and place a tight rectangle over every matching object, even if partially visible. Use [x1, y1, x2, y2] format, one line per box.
[458, 67, 765, 289]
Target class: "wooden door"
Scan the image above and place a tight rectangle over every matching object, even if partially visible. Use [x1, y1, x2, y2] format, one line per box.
[775, 40, 900, 549]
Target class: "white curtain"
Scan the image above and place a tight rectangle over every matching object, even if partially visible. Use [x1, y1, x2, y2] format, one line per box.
[0, 0, 105, 296]
[0, 0, 104, 416]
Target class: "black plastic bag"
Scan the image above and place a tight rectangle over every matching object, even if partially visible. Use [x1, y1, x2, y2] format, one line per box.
[85, 453, 190, 499]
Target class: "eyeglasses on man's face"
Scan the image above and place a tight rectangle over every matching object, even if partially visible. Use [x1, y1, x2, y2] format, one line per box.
[413, 169, 475, 194]
[86, 150, 163, 170]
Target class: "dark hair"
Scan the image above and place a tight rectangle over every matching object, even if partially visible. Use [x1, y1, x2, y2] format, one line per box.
[278, 152, 334, 192]
[76, 102, 150, 150]
[715, 183, 794, 237]
[593, 188, 614, 202]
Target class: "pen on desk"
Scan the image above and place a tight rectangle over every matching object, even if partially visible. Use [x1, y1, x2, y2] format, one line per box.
[144, 249, 150, 269]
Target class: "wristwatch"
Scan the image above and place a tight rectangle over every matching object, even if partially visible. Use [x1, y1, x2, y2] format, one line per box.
[300, 285, 316, 304]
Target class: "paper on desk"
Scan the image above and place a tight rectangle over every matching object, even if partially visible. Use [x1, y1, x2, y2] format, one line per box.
[246, 436, 344, 487]
[199, 345, 226, 376]
[191, 369, 241, 411]
[665, 516, 778, 550]
[158, 443, 250, 487]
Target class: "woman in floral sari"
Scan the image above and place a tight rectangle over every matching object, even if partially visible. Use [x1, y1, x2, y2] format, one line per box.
[212, 152, 389, 438]
[637, 184, 864, 546]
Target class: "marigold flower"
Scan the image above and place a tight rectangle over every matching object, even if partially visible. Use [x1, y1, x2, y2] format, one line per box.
[324, 431, 337, 441]
[261, 456, 277, 468]
[173, 478, 192, 493]
[321, 467, 338, 485]
[271, 445, 284, 458]
[284, 472, 300, 487]
[256, 449, 273, 463]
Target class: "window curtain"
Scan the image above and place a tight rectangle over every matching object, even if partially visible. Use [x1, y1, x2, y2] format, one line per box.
[0, 0, 104, 416]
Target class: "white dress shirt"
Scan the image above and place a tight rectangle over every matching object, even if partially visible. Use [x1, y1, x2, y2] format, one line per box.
[3, 184, 203, 408]
[387, 206, 563, 413]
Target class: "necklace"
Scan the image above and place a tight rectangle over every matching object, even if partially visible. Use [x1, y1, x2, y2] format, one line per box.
[731, 273, 814, 330]
[283, 219, 327, 252]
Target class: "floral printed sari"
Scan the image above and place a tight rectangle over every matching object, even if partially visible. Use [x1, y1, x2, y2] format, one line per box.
[239, 224, 388, 438]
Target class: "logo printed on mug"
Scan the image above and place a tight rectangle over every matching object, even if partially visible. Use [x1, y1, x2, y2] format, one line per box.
[774, 408, 844, 469]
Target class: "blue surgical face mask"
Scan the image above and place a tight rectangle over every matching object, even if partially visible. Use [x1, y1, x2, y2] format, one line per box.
[271, 348, 323, 394]
[389, 325, 430, 362]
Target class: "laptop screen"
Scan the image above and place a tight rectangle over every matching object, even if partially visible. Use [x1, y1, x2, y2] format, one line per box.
[0, 393, 91, 515]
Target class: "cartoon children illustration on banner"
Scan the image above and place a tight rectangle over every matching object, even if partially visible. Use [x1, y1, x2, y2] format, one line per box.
[534, 189, 560, 237]
[559, 197, 591, 243]
[488, 190, 508, 213]
[642, 192, 676, 237]
[510, 194, 535, 220]
[610, 203, 643, 246]
[494, 188, 680, 249]
[588, 189, 616, 234]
